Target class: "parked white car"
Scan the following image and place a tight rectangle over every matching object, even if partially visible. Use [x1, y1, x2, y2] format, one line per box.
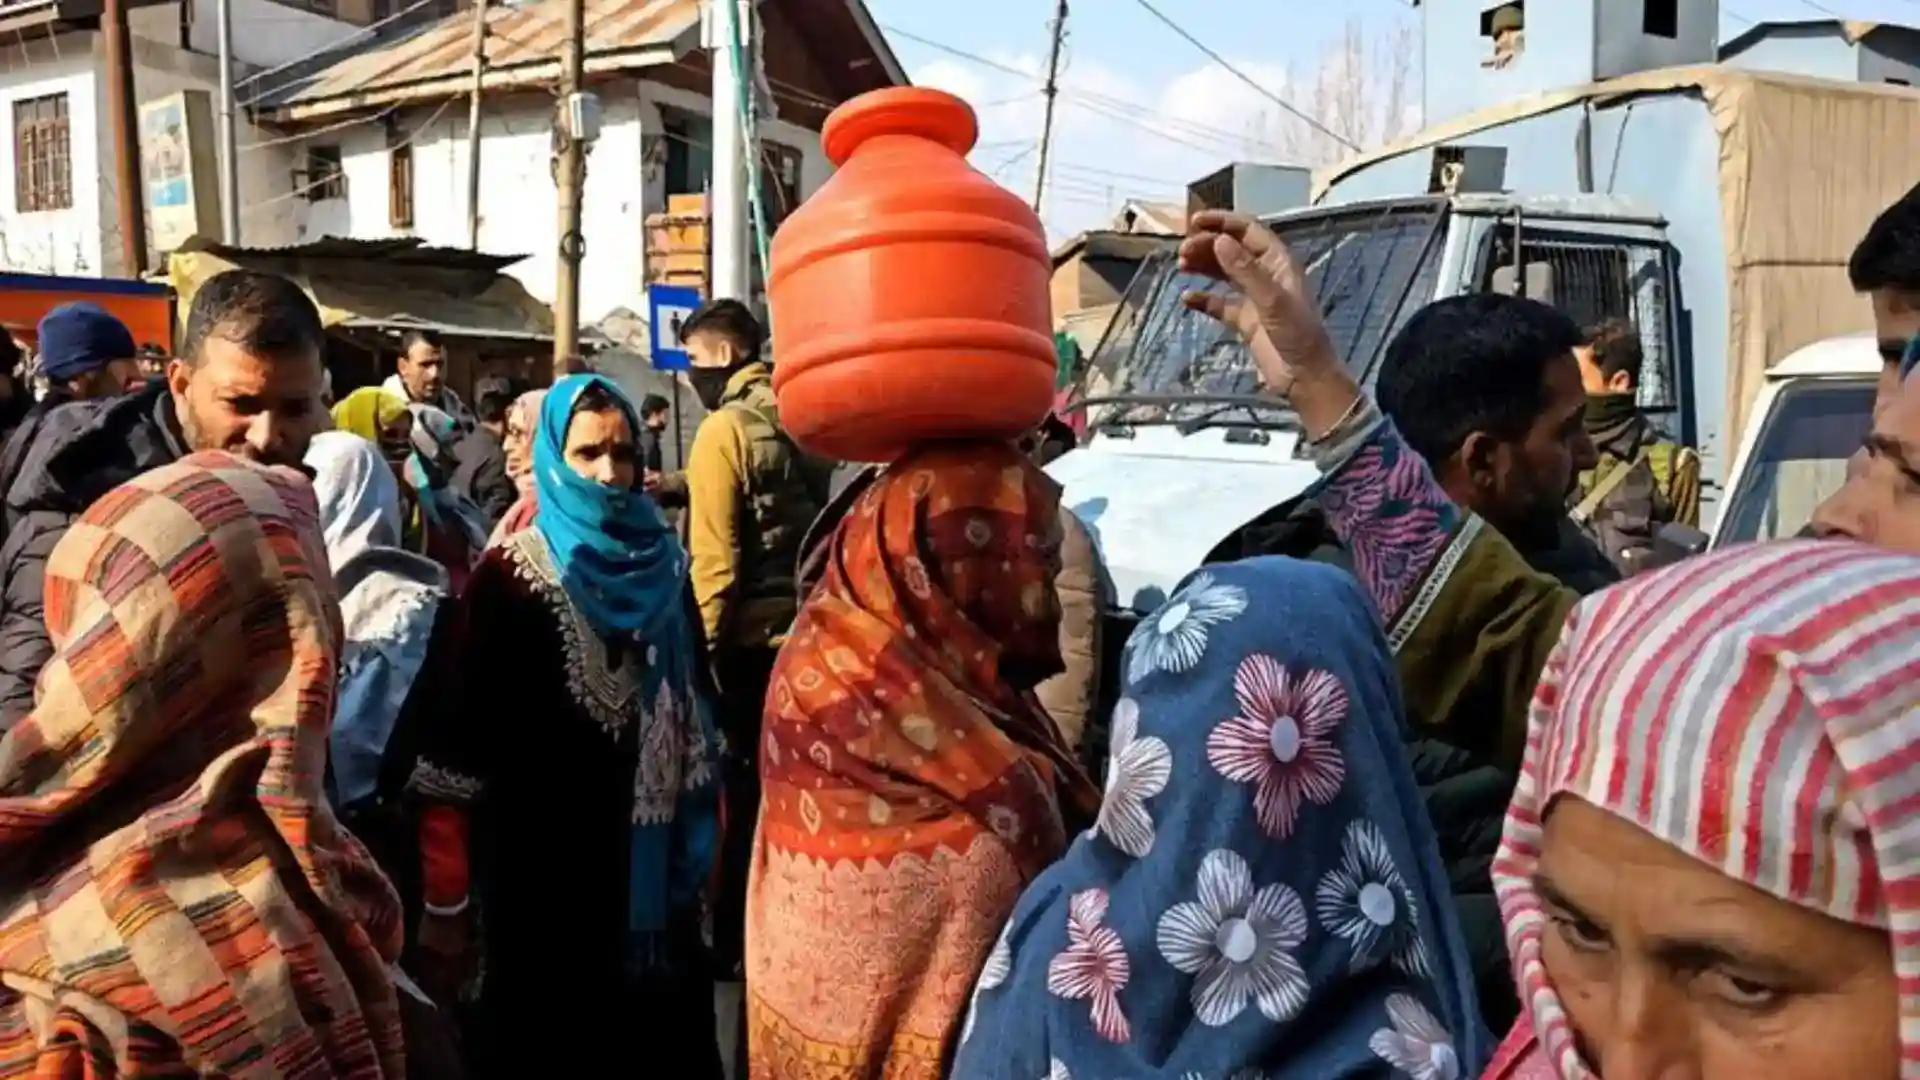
[1710, 333, 1879, 547]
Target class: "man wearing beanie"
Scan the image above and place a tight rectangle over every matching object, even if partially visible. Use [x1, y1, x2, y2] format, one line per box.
[33, 302, 142, 402]
[0, 271, 328, 732]
[0, 304, 144, 536]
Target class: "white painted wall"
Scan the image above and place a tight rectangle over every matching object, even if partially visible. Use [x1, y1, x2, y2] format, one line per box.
[285, 74, 835, 323]
[191, 0, 369, 70]
[0, 34, 106, 275]
[0, 0, 355, 279]
[128, 0, 369, 74]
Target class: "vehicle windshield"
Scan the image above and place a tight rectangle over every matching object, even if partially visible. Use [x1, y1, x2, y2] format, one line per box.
[1717, 377, 1876, 545]
[1075, 199, 1447, 429]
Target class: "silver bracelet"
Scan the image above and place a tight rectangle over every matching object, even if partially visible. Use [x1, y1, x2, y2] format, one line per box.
[423, 896, 470, 917]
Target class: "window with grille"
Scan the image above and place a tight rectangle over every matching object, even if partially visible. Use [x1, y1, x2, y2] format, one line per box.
[13, 93, 72, 213]
[388, 139, 414, 228]
[760, 141, 801, 232]
[1478, 224, 1680, 414]
[305, 146, 346, 201]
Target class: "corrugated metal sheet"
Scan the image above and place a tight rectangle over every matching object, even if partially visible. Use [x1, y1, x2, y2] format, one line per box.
[176, 234, 528, 273]
[262, 0, 698, 119]
[166, 239, 556, 341]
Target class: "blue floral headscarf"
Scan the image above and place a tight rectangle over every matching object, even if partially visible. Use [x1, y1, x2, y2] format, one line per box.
[952, 557, 1490, 1080]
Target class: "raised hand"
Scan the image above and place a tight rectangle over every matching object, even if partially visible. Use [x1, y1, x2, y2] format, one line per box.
[1177, 210, 1362, 440]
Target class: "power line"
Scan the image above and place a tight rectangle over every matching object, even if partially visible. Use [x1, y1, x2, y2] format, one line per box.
[1033, 1, 1068, 209]
[879, 21, 1277, 154]
[236, 0, 442, 102]
[1126, 0, 1360, 152]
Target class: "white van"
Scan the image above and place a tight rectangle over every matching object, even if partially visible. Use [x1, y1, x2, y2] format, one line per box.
[1710, 334, 1879, 547]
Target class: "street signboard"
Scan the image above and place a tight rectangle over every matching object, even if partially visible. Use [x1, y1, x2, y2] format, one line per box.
[647, 283, 702, 371]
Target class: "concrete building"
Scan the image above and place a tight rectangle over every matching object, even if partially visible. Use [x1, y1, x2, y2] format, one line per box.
[1718, 17, 1920, 86]
[0, 0, 418, 275]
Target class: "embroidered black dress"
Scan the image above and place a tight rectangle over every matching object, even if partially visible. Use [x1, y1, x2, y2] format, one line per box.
[408, 530, 721, 1077]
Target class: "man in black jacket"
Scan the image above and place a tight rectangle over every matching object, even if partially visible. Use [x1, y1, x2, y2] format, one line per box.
[452, 376, 519, 524]
[0, 270, 327, 731]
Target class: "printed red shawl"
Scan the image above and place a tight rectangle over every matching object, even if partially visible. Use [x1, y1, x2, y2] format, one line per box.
[746, 441, 1098, 1080]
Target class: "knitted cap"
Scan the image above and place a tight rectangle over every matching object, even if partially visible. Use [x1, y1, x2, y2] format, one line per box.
[36, 302, 135, 382]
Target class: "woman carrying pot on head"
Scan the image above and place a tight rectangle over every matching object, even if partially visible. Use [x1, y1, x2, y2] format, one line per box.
[403, 373, 722, 1076]
[746, 440, 1101, 1080]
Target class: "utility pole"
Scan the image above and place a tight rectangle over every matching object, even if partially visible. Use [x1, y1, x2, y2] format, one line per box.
[103, 0, 147, 275]
[464, 0, 490, 250]
[552, 0, 586, 366]
[217, 0, 238, 243]
[708, 0, 750, 301]
[1032, 0, 1067, 212]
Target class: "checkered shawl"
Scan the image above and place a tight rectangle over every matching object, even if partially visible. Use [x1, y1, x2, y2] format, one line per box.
[0, 452, 405, 1079]
[1493, 540, 1920, 1080]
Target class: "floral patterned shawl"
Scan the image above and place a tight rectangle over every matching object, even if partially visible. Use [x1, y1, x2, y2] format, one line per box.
[746, 440, 1099, 1080]
[952, 557, 1489, 1080]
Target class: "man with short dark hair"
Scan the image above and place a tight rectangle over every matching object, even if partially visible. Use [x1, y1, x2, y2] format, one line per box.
[382, 328, 474, 428]
[0, 268, 328, 730]
[1848, 179, 1920, 414]
[451, 375, 519, 523]
[1568, 317, 1700, 574]
[638, 391, 671, 476]
[1376, 292, 1617, 593]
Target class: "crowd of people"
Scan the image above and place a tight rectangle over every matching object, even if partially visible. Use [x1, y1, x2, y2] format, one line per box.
[1, 166, 1920, 1080]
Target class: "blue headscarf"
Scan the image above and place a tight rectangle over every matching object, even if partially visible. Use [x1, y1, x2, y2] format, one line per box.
[532, 374, 688, 640]
[531, 373, 717, 967]
[952, 558, 1489, 1080]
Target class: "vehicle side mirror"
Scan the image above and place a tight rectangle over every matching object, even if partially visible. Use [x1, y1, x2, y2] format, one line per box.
[1642, 522, 1709, 572]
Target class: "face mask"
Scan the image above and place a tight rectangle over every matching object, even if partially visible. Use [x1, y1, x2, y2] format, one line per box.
[689, 363, 740, 411]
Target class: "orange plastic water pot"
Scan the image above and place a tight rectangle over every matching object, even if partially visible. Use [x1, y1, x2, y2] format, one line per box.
[768, 87, 1057, 464]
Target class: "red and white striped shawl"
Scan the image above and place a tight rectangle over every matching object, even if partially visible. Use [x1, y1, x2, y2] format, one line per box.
[1491, 540, 1920, 1080]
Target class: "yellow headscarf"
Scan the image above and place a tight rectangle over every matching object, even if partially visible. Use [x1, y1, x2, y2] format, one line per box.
[331, 387, 410, 443]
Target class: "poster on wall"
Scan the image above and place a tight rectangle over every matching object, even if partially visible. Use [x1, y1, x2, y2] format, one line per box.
[141, 91, 221, 255]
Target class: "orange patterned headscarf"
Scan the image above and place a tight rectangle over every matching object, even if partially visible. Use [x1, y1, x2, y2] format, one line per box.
[0, 452, 405, 1079]
[768, 439, 1096, 865]
[747, 440, 1098, 1080]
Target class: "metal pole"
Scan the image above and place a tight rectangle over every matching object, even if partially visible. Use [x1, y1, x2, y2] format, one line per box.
[464, 0, 490, 251]
[552, 0, 585, 365]
[1032, 0, 1067, 211]
[708, 0, 747, 300]
[217, 0, 238, 243]
[103, 0, 148, 275]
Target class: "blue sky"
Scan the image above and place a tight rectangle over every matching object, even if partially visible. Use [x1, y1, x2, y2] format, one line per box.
[861, 0, 1920, 240]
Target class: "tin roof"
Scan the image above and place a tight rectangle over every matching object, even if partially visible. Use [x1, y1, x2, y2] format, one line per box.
[167, 235, 556, 341]
[258, 0, 699, 121]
